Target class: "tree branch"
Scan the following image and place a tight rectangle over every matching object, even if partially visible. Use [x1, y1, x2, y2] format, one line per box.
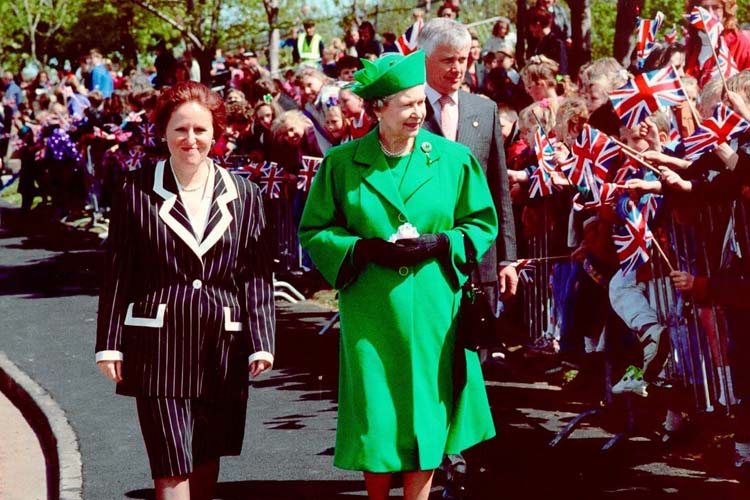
[127, 0, 204, 50]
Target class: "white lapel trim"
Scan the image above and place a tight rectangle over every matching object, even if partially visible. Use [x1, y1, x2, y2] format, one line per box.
[153, 160, 205, 260]
[199, 166, 238, 257]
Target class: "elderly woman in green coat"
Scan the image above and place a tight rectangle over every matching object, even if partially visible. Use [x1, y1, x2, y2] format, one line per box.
[298, 50, 498, 500]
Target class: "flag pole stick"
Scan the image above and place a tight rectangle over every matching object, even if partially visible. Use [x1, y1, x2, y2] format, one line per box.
[610, 137, 662, 175]
[672, 64, 702, 126]
[652, 236, 675, 272]
[698, 9, 730, 95]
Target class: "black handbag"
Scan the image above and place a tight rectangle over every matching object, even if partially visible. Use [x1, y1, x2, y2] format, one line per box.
[457, 266, 496, 352]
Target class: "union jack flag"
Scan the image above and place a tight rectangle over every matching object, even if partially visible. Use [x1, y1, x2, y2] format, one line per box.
[396, 18, 424, 55]
[664, 24, 678, 44]
[612, 158, 640, 184]
[688, 6, 722, 48]
[610, 66, 688, 128]
[667, 107, 682, 143]
[635, 11, 665, 69]
[560, 125, 620, 194]
[257, 162, 284, 199]
[528, 127, 556, 198]
[241, 161, 267, 181]
[683, 102, 750, 160]
[124, 149, 146, 171]
[138, 122, 157, 147]
[612, 200, 655, 274]
[297, 155, 322, 192]
[713, 41, 739, 80]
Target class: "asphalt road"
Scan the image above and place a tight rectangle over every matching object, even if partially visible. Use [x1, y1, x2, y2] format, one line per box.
[2, 205, 750, 499]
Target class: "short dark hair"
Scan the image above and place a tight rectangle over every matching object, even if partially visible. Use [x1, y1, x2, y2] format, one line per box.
[527, 7, 553, 28]
[153, 81, 226, 140]
[336, 55, 363, 73]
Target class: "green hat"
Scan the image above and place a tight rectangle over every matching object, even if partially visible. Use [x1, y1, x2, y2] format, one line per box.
[350, 50, 426, 100]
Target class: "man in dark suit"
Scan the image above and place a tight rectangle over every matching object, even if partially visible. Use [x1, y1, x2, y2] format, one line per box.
[418, 18, 518, 499]
[419, 18, 518, 309]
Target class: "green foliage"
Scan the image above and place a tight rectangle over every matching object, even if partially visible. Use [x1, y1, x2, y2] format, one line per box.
[643, 0, 688, 30]
[591, 0, 617, 59]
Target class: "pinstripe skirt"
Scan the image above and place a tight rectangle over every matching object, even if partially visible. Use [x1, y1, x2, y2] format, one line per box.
[136, 397, 247, 479]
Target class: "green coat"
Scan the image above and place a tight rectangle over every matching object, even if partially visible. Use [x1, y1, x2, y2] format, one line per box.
[298, 127, 498, 472]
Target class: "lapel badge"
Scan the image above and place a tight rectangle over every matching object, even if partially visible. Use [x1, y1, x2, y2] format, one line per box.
[421, 141, 434, 165]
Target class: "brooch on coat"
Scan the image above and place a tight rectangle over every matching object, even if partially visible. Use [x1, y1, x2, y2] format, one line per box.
[421, 141, 434, 165]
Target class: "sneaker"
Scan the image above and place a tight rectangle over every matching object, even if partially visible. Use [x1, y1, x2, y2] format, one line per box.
[639, 324, 670, 382]
[612, 365, 649, 397]
[524, 335, 560, 358]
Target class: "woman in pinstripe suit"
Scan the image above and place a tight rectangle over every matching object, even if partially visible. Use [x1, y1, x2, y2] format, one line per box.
[96, 82, 275, 500]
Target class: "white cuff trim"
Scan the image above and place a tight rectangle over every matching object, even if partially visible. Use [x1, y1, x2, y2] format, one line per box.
[96, 350, 124, 362]
[248, 351, 274, 367]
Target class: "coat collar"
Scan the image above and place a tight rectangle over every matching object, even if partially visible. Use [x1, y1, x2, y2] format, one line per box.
[153, 159, 238, 261]
[352, 127, 440, 210]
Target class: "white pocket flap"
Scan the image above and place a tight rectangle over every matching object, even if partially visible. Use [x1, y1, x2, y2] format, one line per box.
[223, 307, 243, 331]
[124, 303, 166, 328]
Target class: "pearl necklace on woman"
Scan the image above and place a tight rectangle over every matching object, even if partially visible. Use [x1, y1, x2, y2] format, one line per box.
[379, 139, 413, 157]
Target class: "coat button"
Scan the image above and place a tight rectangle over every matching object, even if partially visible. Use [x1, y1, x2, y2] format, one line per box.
[398, 266, 409, 276]
[398, 213, 407, 223]
[192, 279, 202, 289]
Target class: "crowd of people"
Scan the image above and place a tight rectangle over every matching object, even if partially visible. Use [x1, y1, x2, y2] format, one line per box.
[4, 0, 750, 496]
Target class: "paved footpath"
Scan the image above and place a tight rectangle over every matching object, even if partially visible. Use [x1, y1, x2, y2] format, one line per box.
[2, 205, 750, 499]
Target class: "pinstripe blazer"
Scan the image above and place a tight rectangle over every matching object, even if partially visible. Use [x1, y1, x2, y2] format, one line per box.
[423, 88, 517, 286]
[96, 159, 275, 399]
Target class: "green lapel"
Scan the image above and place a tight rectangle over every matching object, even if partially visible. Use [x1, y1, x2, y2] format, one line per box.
[400, 129, 439, 205]
[353, 127, 407, 214]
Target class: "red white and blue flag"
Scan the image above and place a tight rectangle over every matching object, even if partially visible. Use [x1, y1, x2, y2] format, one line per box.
[257, 162, 284, 199]
[609, 66, 687, 128]
[138, 122, 157, 148]
[635, 11, 665, 69]
[688, 6, 722, 48]
[241, 161, 267, 180]
[682, 102, 750, 160]
[613, 200, 655, 274]
[124, 149, 146, 171]
[528, 127, 556, 198]
[560, 125, 620, 193]
[396, 18, 424, 55]
[664, 24, 678, 44]
[713, 41, 739, 80]
[297, 155, 322, 192]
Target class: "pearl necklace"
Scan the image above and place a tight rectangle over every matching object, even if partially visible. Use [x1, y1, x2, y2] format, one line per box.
[172, 161, 210, 194]
[379, 139, 413, 157]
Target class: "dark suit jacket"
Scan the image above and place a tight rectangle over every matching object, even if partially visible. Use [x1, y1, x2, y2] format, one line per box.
[423, 90, 517, 288]
[96, 160, 275, 399]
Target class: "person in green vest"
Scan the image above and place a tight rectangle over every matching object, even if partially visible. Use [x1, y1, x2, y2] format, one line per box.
[298, 50, 498, 500]
[293, 20, 324, 65]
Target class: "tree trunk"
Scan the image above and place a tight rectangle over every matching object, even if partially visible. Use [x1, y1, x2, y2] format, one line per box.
[613, 0, 642, 68]
[264, 0, 280, 75]
[568, 0, 592, 77]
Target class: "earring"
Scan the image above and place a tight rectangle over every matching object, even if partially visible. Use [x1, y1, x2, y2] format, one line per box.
[160, 137, 167, 143]
[211, 139, 216, 145]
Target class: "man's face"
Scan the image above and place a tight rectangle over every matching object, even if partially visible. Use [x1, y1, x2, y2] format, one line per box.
[425, 44, 470, 95]
[339, 67, 357, 82]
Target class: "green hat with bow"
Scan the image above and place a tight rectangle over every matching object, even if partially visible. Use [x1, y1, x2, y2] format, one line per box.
[349, 50, 426, 100]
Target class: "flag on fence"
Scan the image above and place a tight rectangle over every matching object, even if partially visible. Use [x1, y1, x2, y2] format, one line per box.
[528, 127, 556, 198]
[682, 102, 750, 160]
[664, 24, 678, 44]
[688, 6, 722, 48]
[138, 122, 157, 148]
[396, 18, 424, 55]
[635, 11, 665, 69]
[613, 200, 655, 274]
[257, 162, 284, 199]
[609, 66, 688, 128]
[560, 125, 620, 193]
[297, 155, 322, 192]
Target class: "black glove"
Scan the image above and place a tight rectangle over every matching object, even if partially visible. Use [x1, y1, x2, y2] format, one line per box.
[352, 238, 403, 269]
[393, 233, 450, 266]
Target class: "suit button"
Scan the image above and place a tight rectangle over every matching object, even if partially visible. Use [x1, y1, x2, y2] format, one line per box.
[398, 266, 409, 276]
[192, 279, 202, 289]
[398, 213, 407, 223]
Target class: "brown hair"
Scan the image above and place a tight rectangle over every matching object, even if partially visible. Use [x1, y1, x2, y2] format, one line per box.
[689, 0, 738, 30]
[153, 81, 226, 140]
